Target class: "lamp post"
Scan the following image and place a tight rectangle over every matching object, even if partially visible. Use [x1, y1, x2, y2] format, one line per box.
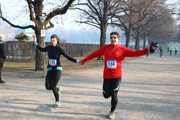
[39, 13, 47, 77]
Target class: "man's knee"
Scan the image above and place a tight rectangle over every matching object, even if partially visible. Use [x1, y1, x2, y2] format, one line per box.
[45, 84, 52, 90]
[103, 91, 111, 98]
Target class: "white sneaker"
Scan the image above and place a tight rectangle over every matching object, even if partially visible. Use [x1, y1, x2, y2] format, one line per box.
[54, 101, 61, 108]
[108, 112, 115, 120]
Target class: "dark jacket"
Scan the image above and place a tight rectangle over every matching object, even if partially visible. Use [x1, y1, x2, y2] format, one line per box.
[0, 42, 6, 63]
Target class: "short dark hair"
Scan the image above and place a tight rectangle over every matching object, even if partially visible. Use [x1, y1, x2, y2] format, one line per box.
[51, 34, 60, 44]
[110, 32, 120, 38]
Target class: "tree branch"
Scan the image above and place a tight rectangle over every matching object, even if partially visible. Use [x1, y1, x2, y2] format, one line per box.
[44, 21, 54, 30]
[26, 0, 33, 19]
[76, 20, 100, 29]
[45, 0, 75, 26]
[73, 7, 100, 25]
[0, 15, 35, 30]
[87, 0, 101, 20]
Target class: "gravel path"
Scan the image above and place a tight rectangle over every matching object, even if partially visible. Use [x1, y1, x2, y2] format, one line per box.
[0, 53, 180, 120]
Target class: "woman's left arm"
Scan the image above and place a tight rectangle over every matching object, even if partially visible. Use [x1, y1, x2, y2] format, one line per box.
[61, 48, 78, 63]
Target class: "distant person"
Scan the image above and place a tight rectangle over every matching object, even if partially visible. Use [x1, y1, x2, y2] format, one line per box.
[79, 32, 155, 120]
[169, 46, 173, 56]
[0, 36, 6, 84]
[167, 46, 169, 53]
[33, 34, 79, 107]
[159, 45, 163, 57]
[174, 46, 178, 56]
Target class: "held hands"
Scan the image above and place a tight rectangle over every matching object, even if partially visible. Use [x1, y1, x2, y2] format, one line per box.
[76, 60, 84, 65]
[79, 61, 84, 65]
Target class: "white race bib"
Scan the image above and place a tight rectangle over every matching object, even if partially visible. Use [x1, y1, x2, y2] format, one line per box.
[49, 59, 57, 66]
[107, 60, 117, 69]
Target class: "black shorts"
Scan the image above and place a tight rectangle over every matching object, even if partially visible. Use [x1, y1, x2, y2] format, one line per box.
[103, 77, 122, 96]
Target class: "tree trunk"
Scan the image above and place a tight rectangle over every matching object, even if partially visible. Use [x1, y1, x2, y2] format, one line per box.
[35, 28, 44, 70]
[97, 25, 107, 60]
[146, 36, 151, 57]
[125, 30, 131, 48]
[135, 35, 140, 50]
[100, 28, 106, 47]
[143, 34, 146, 49]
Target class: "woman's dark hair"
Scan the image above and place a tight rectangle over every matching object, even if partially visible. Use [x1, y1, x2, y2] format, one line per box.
[110, 32, 120, 38]
[51, 34, 60, 45]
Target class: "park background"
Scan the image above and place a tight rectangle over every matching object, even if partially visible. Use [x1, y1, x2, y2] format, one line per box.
[0, 1, 180, 120]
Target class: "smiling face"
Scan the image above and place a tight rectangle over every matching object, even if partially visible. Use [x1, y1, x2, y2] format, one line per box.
[51, 37, 58, 46]
[110, 34, 119, 45]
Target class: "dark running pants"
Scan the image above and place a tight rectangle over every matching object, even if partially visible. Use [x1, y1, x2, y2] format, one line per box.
[45, 70, 62, 102]
[103, 77, 122, 112]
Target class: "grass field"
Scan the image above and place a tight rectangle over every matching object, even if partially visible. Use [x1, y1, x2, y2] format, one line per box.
[3, 57, 104, 72]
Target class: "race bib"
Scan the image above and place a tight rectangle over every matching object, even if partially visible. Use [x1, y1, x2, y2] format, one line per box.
[107, 60, 117, 69]
[49, 59, 57, 66]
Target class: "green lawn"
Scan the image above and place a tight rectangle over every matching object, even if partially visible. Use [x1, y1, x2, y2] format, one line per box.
[3, 57, 104, 72]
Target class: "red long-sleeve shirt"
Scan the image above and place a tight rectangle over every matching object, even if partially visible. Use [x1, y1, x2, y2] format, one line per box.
[82, 44, 149, 79]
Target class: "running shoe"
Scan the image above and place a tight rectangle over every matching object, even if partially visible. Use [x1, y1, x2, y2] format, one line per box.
[53, 101, 61, 108]
[108, 112, 115, 120]
[58, 86, 62, 96]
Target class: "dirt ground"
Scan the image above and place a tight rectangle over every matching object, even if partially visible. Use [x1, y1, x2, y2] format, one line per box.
[0, 52, 180, 120]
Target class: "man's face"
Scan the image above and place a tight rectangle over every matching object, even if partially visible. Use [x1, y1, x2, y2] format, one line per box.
[110, 35, 119, 45]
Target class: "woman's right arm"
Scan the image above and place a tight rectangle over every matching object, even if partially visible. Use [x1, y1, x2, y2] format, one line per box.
[33, 35, 47, 52]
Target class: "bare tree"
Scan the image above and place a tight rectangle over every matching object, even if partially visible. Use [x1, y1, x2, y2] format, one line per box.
[125, 0, 168, 49]
[132, 0, 174, 49]
[168, 1, 180, 43]
[74, 0, 122, 49]
[147, 9, 175, 44]
[111, 0, 173, 49]
[0, 0, 75, 70]
[111, 0, 151, 47]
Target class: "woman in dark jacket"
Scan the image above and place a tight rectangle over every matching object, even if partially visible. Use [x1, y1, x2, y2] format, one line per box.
[0, 36, 6, 84]
[33, 34, 79, 107]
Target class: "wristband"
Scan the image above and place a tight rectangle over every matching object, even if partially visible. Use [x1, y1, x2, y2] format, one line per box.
[34, 42, 38, 46]
[76, 60, 80, 63]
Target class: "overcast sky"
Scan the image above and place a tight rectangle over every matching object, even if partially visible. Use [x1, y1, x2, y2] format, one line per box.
[0, 0, 123, 44]
[0, 0, 178, 44]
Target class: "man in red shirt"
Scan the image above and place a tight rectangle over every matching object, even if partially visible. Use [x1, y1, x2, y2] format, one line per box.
[79, 32, 151, 120]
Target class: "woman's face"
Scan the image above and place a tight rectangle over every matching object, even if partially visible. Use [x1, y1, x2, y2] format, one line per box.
[110, 34, 119, 45]
[51, 37, 58, 46]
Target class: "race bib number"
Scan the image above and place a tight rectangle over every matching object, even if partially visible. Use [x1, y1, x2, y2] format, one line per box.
[49, 59, 57, 66]
[107, 60, 117, 69]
